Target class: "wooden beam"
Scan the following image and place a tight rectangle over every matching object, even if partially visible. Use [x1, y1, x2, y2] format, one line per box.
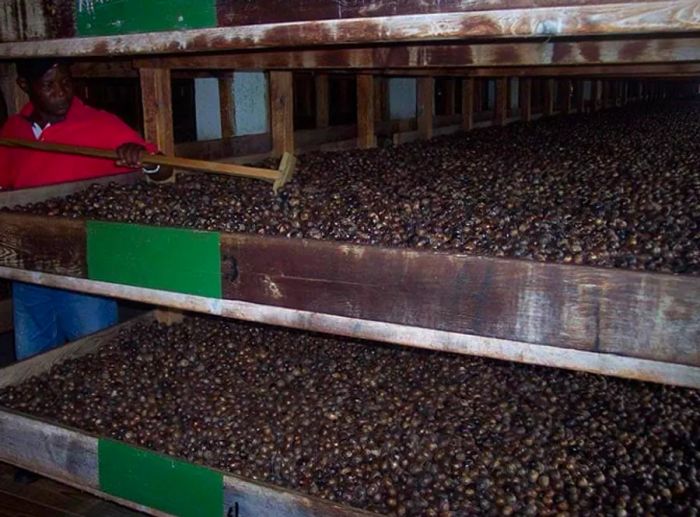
[543, 78, 555, 116]
[520, 77, 532, 122]
[591, 80, 601, 111]
[575, 80, 585, 112]
[0, 265, 698, 389]
[218, 75, 235, 139]
[562, 79, 573, 114]
[3, 2, 699, 58]
[356, 74, 376, 149]
[314, 73, 329, 129]
[461, 78, 474, 130]
[444, 78, 456, 116]
[0, 64, 28, 116]
[269, 71, 294, 157]
[132, 37, 700, 71]
[373, 76, 389, 124]
[494, 77, 508, 126]
[139, 68, 174, 156]
[417, 77, 434, 140]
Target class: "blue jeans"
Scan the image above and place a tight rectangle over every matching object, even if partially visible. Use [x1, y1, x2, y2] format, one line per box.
[13, 282, 117, 360]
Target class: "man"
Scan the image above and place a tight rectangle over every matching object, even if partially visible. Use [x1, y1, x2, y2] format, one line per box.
[0, 58, 170, 360]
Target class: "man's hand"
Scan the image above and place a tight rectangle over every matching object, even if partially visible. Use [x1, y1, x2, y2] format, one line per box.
[115, 142, 146, 168]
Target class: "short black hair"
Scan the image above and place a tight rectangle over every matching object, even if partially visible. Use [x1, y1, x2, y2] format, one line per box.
[16, 58, 66, 81]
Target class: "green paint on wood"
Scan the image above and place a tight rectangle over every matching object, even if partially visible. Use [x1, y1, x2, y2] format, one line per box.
[87, 221, 222, 297]
[99, 439, 222, 517]
[76, 0, 216, 37]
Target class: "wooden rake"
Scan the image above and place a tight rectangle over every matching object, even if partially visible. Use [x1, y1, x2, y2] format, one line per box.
[0, 138, 296, 193]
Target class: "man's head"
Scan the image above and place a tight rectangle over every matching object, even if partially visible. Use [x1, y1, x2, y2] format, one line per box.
[16, 58, 73, 122]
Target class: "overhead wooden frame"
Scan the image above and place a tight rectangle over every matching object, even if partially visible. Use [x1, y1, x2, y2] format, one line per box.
[1, 1, 698, 58]
[130, 38, 700, 71]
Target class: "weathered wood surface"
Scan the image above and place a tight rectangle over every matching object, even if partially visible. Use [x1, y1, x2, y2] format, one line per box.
[0, 213, 86, 276]
[133, 37, 700, 71]
[270, 71, 295, 157]
[417, 77, 434, 140]
[139, 68, 174, 157]
[315, 74, 330, 129]
[2, 2, 698, 56]
[220, 234, 700, 367]
[0, 312, 155, 390]
[224, 476, 376, 517]
[218, 76, 235, 139]
[357, 74, 377, 149]
[0, 266, 698, 388]
[0, 172, 140, 210]
[0, 411, 98, 489]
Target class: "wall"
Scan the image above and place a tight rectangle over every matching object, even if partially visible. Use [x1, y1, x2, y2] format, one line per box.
[389, 78, 416, 120]
[194, 78, 222, 141]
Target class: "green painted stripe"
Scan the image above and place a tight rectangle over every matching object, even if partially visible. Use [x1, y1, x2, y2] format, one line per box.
[87, 221, 222, 298]
[77, 0, 216, 37]
[99, 439, 222, 517]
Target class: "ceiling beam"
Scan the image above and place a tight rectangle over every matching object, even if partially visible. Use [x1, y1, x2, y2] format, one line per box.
[0, 1, 697, 58]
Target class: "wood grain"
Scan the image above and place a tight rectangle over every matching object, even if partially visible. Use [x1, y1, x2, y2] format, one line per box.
[314, 74, 329, 129]
[218, 76, 235, 139]
[0, 213, 86, 276]
[417, 77, 434, 140]
[139, 68, 174, 157]
[270, 71, 294, 157]
[356, 74, 376, 149]
[220, 233, 700, 367]
[3, 2, 699, 56]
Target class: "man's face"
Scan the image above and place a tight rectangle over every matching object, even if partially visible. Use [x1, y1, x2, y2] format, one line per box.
[20, 64, 74, 119]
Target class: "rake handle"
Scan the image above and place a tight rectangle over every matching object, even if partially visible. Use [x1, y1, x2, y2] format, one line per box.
[0, 138, 280, 182]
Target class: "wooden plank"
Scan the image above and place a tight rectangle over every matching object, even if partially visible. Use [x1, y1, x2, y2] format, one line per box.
[417, 77, 434, 140]
[0, 298, 12, 334]
[218, 76, 235, 139]
[0, 266, 697, 388]
[0, 172, 140, 209]
[575, 79, 586, 113]
[131, 37, 700, 71]
[0, 63, 28, 116]
[3, 2, 699, 57]
[224, 475, 374, 517]
[270, 71, 294, 157]
[219, 234, 700, 367]
[139, 68, 174, 157]
[0, 411, 98, 490]
[520, 77, 532, 121]
[461, 78, 474, 130]
[314, 74, 329, 129]
[0, 213, 86, 276]
[543, 78, 555, 116]
[0, 312, 155, 390]
[494, 77, 508, 126]
[356, 74, 376, 149]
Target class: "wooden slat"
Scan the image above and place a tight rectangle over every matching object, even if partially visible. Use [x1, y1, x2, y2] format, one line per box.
[0, 411, 98, 490]
[356, 74, 376, 149]
[417, 77, 434, 140]
[219, 234, 700, 367]
[461, 78, 474, 130]
[131, 38, 700, 71]
[270, 71, 294, 157]
[0, 266, 697, 388]
[0, 213, 86, 276]
[139, 68, 174, 157]
[224, 475, 374, 517]
[314, 74, 329, 129]
[520, 77, 532, 122]
[591, 79, 601, 111]
[218, 76, 235, 139]
[543, 78, 555, 116]
[494, 77, 508, 126]
[0, 63, 28, 116]
[3, 2, 698, 57]
[576, 79, 586, 113]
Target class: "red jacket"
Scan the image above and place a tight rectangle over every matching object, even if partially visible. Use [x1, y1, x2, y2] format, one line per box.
[0, 97, 157, 189]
